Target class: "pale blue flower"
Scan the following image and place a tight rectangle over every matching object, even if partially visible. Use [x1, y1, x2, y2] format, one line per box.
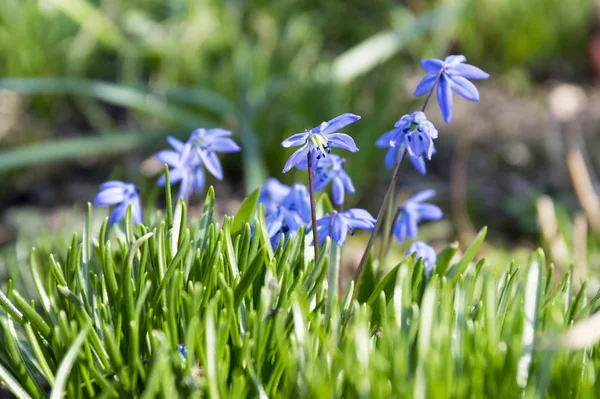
[395, 112, 437, 160]
[414, 55, 489, 123]
[281, 113, 361, 173]
[258, 178, 291, 215]
[189, 128, 240, 180]
[310, 209, 376, 247]
[394, 190, 443, 242]
[156, 138, 205, 200]
[311, 155, 355, 205]
[375, 117, 431, 175]
[94, 181, 143, 225]
[406, 241, 437, 275]
[260, 182, 311, 248]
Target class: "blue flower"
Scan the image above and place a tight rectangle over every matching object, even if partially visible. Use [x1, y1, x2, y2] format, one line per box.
[178, 344, 188, 359]
[395, 112, 437, 160]
[189, 128, 240, 180]
[393, 189, 443, 242]
[281, 113, 361, 173]
[258, 178, 291, 215]
[310, 209, 376, 247]
[414, 55, 489, 123]
[311, 155, 355, 206]
[375, 112, 438, 173]
[406, 241, 437, 275]
[261, 183, 311, 248]
[156, 138, 205, 200]
[94, 181, 143, 225]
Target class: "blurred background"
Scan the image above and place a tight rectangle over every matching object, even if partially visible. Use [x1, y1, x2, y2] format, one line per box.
[1, 0, 599, 282]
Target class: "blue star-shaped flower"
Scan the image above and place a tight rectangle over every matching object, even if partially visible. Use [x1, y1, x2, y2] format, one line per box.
[156, 138, 205, 200]
[310, 209, 376, 247]
[393, 189, 443, 242]
[414, 55, 489, 123]
[189, 128, 241, 180]
[93, 181, 143, 225]
[258, 178, 291, 215]
[281, 113, 361, 173]
[311, 155, 355, 206]
[259, 182, 311, 249]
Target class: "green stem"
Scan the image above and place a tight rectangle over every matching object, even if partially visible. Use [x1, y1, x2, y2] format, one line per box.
[343, 149, 406, 328]
[378, 178, 396, 268]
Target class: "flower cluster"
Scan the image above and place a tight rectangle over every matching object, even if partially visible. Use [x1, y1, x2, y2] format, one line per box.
[92, 54, 489, 279]
[377, 54, 488, 275]
[259, 179, 311, 249]
[94, 127, 239, 226]
[157, 128, 240, 200]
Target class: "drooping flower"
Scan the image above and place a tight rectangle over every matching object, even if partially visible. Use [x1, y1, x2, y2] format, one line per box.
[414, 55, 489, 123]
[94, 181, 143, 225]
[310, 155, 355, 205]
[258, 178, 291, 215]
[406, 241, 437, 275]
[156, 139, 205, 200]
[393, 189, 443, 242]
[260, 182, 311, 248]
[395, 112, 437, 160]
[189, 128, 240, 180]
[309, 209, 376, 247]
[281, 113, 361, 173]
[375, 113, 438, 174]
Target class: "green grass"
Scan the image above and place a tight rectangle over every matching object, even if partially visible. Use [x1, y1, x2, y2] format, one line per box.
[0, 185, 598, 398]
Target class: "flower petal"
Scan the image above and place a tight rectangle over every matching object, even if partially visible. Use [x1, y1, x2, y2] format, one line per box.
[339, 170, 355, 193]
[319, 113, 361, 135]
[448, 76, 480, 102]
[446, 63, 489, 80]
[332, 215, 348, 246]
[167, 136, 185, 152]
[444, 55, 466, 65]
[195, 167, 205, 193]
[420, 58, 443, 74]
[157, 167, 185, 186]
[375, 128, 401, 148]
[281, 132, 309, 148]
[327, 133, 359, 152]
[131, 196, 143, 226]
[210, 137, 241, 153]
[417, 204, 443, 221]
[204, 128, 232, 138]
[198, 150, 224, 180]
[155, 150, 180, 166]
[109, 201, 129, 225]
[436, 75, 453, 123]
[282, 145, 310, 173]
[332, 177, 345, 205]
[413, 74, 437, 96]
[94, 187, 126, 206]
[266, 211, 283, 237]
[313, 170, 334, 192]
[99, 181, 128, 191]
[410, 189, 436, 203]
[409, 154, 427, 175]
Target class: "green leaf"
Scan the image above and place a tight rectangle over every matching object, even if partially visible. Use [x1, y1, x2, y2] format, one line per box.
[0, 361, 34, 399]
[49, 324, 91, 399]
[197, 187, 215, 251]
[516, 250, 543, 388]
[446, 227, 487, 281]
[232, 187, 261, 236]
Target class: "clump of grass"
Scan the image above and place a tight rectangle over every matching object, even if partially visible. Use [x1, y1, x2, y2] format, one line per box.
[0, 187, 597, 398]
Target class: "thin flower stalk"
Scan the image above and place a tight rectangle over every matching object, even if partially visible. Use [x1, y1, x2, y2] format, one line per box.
[307, 152, 319, 262]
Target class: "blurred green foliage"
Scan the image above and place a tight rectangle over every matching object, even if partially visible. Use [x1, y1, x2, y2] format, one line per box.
[0, 0, 593, 202]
